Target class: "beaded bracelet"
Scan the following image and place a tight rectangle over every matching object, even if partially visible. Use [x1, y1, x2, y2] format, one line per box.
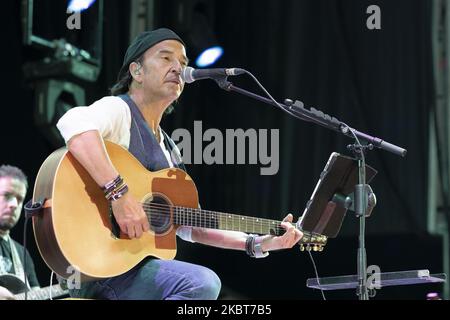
[102, 175, 123, 192]
[102, 175, 129, 202]
[106, 184, 129, 202]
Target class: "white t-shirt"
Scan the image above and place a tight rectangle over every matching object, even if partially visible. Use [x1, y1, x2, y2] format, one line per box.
[56, 96, 194, 242]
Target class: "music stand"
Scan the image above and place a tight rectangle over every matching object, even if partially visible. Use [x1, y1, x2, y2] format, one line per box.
[300, 152, 447, 298]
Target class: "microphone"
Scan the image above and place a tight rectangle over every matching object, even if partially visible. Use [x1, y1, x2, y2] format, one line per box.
[181, 67, 245, 84]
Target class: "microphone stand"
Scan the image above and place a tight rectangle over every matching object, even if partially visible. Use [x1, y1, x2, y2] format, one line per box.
[213, 76, 407, 300]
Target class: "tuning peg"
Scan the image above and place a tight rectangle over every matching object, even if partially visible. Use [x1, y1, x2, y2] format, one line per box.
[313, 245, 320, 252]
[299, 244, 305, 251]
[306, 244, 311, 251]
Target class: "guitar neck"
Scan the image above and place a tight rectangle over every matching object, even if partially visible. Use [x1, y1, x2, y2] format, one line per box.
[15, 285, 67, 300]
[173, 207, 287, 236]
[145, 203, 327, 248]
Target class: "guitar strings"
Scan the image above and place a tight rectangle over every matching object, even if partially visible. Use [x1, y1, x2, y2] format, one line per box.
[142, 202, 291, 227]
[142, 203, 291, 232]
[117, 206, 322, 244]
[141, 202, 283, 224]
[111, 201, 325, 244]
[125, 202, 324, 239]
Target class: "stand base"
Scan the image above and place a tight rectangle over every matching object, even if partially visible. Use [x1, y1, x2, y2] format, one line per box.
[307, 269, 446, 291]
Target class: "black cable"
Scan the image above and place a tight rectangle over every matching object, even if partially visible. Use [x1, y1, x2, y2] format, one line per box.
[307, 251, 326, 301]
[238, 69, 307, 123]
[22, 215, 30, 300]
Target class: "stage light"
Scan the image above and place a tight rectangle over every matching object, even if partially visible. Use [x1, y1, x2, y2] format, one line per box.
[22, 0, 103, 82]
[187, 9, 223, 68]
[34, 79, 85, 148]
[67, 0, 97, 12]
[196, 46, 223, 67]
[162, 1, 223, 67]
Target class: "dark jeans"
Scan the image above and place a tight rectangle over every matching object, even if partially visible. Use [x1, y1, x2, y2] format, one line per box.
[69, 258, 221, 300]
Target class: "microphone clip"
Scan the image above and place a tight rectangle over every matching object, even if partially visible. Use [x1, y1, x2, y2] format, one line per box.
[213, 76, 233, 90]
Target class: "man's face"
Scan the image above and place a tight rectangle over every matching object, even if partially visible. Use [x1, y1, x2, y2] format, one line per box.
[0, 177, 27, 232]
[137, 39, 188, 104]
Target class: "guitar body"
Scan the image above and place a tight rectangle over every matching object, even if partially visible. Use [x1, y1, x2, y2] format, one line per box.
[0, 274, 28, 294]
[32, 141, 199, 282]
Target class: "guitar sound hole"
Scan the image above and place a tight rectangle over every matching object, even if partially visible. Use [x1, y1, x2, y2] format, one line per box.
[147, 195, 172, 235]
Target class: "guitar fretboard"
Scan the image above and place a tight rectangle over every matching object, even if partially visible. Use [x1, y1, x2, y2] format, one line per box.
[143, 203, 326, 246]
[172, 207, 285, 236]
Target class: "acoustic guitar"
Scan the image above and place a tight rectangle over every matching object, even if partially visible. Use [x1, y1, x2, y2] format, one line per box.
[0, 274, 68, 300]
[32, 141, 327, 282]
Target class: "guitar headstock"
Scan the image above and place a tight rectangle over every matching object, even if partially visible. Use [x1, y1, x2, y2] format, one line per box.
[298, 232, 328, 252]
[292, 217, 328, 252]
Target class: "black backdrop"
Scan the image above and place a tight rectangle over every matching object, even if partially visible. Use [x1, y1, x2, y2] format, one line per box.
[0, 0, 443, 299]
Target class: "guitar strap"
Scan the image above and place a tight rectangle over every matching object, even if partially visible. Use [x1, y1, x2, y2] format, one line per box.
[119, 94, 186, 172]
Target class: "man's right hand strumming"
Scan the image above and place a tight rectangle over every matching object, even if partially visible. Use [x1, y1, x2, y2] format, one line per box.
[111, 192, 150, 239]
